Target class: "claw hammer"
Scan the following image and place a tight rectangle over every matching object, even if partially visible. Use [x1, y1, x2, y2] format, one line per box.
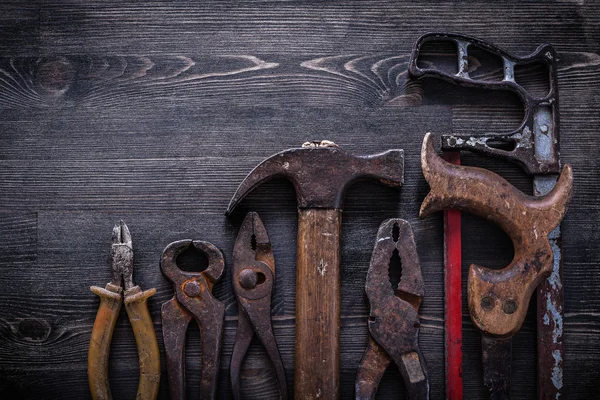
[226, 141, 404, 399]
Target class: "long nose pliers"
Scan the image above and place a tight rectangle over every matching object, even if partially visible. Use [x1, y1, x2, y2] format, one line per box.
[88, 220, 161, 400]
[230, 212, 288, 400]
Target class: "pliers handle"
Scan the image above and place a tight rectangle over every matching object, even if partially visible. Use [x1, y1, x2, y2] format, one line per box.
[88, 285, 160, 400]
[356, 219, 428, 400]
[160, 240, 225, 400]
[88, 221, 160, 400]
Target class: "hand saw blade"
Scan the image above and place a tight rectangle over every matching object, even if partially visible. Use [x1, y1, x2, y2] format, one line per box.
[534, 175, 564, 397]
[481, 335, 512, 400]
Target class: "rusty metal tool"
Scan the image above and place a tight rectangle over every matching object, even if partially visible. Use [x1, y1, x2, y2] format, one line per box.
[409, 32, 568, 398]
[441, 151, 463, 400]
[160, 240, 225, 400]
[88, 220, 160, 400]
[419, 132, 573, 399]
[226, 140, 404, 399]
[231, 211, 288, 399]
[355, 218, 429, 400]
[409, 32, 560, 175]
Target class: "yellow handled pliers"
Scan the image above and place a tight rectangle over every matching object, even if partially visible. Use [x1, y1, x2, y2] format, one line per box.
[88, 220, 161, 400]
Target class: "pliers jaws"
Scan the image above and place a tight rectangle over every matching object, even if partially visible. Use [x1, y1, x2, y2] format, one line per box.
[109, 220, 134, 291]
[355, 219, 429, 400]
[231, 212, 288, 400]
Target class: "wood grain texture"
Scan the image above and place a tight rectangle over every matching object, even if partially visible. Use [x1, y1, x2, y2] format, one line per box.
[295, 209, 342, 399]
[0, 1, 598, 399]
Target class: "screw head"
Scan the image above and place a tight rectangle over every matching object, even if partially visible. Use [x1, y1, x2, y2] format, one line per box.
[239, 268, 258, 289]
[183, 281, 201, 297]
[481, 296, 495, 311]
[502, 299, 518, 314]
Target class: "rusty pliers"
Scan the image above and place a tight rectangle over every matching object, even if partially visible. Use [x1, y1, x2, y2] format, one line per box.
[355, 219, 429, 400]
[88, 221, 160, 400]
[160, 240, 225, 400]
[230, 212, 288, 400]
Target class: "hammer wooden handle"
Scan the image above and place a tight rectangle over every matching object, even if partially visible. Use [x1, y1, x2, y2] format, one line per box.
[295, 209, 342, 399]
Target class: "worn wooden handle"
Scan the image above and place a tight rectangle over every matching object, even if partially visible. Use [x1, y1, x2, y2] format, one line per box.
[124, 287, 161, 400]
[88, 286, 121, 400]
[420, 133, 573, 337]
[295, 208, 342, 399]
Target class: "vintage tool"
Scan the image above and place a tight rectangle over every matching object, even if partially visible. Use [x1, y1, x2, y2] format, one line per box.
[230, 211, 288, 399]
[160, 240, 225, 400]
[88, 220, 160, 400]
[409, 32, 567, 398]
[442, 151, 463, 400]
[355, 218, 429, 400]
[226, 140, 404, 399]
[419, 133, 572, 398]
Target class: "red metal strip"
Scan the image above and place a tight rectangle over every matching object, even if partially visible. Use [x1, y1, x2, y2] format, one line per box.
[443, 151, 462, 400]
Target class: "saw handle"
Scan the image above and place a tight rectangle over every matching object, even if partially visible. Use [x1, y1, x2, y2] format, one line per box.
[409, 32, 555, 94]
[408, 32, 560, 175]
[419, 133, 572, 337]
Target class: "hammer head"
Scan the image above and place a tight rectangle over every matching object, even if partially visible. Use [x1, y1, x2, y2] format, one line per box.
[226, 141, 404, 214]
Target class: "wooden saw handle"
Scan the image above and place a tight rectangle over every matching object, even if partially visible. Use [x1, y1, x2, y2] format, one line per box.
[419, 133, 573, 337]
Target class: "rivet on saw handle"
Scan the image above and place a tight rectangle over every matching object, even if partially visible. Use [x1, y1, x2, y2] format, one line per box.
[419, 133, 572, 337]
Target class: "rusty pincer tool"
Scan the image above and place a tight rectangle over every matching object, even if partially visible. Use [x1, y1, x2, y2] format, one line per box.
[356, 219, 429, 400]
[230, 212, 288, 399]
[88, 221, 161, 400]
[161, 240, 226, 400]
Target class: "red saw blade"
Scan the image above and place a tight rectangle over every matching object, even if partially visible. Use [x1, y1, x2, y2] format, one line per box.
[443, 151, 462, 400]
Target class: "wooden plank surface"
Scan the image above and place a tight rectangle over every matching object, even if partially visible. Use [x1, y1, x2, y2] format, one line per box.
[0, 1, 598, 399]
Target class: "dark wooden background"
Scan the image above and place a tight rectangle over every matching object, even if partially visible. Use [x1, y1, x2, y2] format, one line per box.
[0, 1, 599, 399]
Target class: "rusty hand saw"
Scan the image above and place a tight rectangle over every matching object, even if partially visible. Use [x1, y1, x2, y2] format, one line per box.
[408, 32, 568, 399]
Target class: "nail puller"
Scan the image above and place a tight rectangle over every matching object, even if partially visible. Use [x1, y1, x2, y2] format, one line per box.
[160, 240, 225, 400]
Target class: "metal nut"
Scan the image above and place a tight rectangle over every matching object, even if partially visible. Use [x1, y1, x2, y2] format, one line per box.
[239, 268, 258, 289]
[183, 281, 201, 297]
